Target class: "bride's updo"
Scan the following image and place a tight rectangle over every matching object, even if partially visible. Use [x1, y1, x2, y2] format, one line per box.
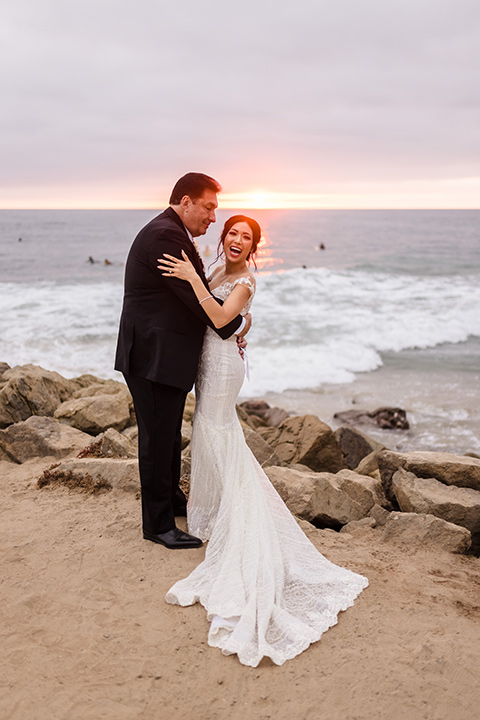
[216, 215, 261, 269]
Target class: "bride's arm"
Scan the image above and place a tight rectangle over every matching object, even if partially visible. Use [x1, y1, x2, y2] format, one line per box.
[158, 251, 252, 328]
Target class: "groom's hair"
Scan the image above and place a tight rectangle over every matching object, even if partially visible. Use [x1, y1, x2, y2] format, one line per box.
[169, 173, 222, 205]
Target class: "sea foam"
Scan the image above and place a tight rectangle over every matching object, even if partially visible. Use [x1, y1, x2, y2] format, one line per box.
[0, 266, 479, 395]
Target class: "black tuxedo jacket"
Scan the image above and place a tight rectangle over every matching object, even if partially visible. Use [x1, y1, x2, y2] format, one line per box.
[115, 207, 243, 391]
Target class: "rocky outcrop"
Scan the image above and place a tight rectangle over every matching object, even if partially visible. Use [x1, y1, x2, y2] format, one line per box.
[334, 425, 384, 470]
[378, 450, 480, 498]
[0, 415, 92, 463]
[265, 466, 385, 527]
[381, 511, 471, 554]
[39, 457, 140, 493]
[243, 427, 280, 468]
[238, 400, 290, 428]
[55, 381, 132, 434]
[259, 414, 346, 473]
[183, 393, 196, 423]
[334, 406, 409, 430]
[0, 364, 75, 427]
[392, 468, 480, 534]
[78, 427, 137, 459]
[354, 451, 382, 479]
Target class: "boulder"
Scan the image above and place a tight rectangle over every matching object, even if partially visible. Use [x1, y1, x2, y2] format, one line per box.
[0, 362, 11, 380]
[368, 503, 391, 526]
[378, 450, 480, 498]
[181, 420, 192, 450]
[243, 427, 280, 468]
[236, 405, 260, 430]
[265, 466, 385, 527]
[392, 468, 480, 534]
[122, 425, 138, 445]
[340, 517, 377, 534]
[54, 387, 131, 434]
[354, 450, 382, 478]
[334, 425, 384, 470]
[183, 393, 196, 423]
[38, 457, 140, 493]
[382, 511, 471, 554]
[180, 446, 192, 499]
[78, 427, 137, 459]
[238, 399, 290, 427]
[263, 414, 346, 473]
[334, 406, 409, 430]
[0, 416, 92, 464]
[0, 364, 75, 428]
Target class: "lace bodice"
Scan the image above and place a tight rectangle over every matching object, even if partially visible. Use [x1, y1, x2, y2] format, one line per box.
[210, 276, 255, 316]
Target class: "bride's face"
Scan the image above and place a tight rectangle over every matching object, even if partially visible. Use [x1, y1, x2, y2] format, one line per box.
[223, 222, 254, 266]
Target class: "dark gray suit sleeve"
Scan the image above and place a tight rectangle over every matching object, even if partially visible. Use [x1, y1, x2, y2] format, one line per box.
[154, 235, 244, 338]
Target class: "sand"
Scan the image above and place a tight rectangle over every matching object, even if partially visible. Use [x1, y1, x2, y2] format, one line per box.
[1, 456, 480, 720]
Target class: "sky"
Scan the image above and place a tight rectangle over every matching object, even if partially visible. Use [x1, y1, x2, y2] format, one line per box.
[1, 0, 480, 209]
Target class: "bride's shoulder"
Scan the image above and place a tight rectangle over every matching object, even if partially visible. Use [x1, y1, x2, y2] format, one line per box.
[234, 272, 256, 293]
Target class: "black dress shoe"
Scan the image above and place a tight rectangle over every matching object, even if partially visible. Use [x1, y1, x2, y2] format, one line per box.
[143, 527, 202, 549]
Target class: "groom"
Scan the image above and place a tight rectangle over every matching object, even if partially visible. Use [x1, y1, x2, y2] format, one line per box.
[115, 173, 250, 549]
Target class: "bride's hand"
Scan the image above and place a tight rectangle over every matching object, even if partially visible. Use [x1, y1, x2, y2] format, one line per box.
[157, 250, 198, 282]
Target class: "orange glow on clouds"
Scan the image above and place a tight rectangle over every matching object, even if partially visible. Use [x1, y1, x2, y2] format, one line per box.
[1, 177, 480, 209]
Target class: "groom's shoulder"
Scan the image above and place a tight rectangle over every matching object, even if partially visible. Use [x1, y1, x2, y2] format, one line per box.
[140, 208, 186, 236]
[136, 208, 186, 244]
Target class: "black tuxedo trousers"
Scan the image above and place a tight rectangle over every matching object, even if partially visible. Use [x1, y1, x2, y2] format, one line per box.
[124, 373, 188, 534]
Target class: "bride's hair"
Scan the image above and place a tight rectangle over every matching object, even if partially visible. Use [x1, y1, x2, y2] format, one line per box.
[214, 215, 262, 270]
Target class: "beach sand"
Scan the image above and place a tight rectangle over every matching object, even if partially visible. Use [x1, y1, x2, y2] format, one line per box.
[2, 456, 480, 720]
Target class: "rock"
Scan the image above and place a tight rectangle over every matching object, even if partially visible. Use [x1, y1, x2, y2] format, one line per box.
[181, 420, 192, 450]
[0, 416, 92, 463]
[334, 425, 384, 470]
[382, 511, 471, 554]
[183, 393, 196, 423]
[392, 468, 480, 534]
[354, 450, 382, 478]
[38, 457, 140, 493]
[0, 362, 11, 380]
[0, 364, 75, 428]
[122, 425, 138, 445]
[377, 450, 480, 498]
[265, 466, 385, 527]
[369, 503, 391, 526]
[238, 400, 290, 427]
[340, 517, 377, 534]
[334, 406, 409, 430]
[236, 405, 260, 430]
[180, 446, 191, 499]
[243, 427, 280, 468]
[78, 427, 137, 459]
[264, 414, 346, 473]
[54, 387, 131, 434]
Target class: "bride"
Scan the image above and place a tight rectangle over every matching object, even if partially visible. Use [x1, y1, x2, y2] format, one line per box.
[157, 215, 368, 667]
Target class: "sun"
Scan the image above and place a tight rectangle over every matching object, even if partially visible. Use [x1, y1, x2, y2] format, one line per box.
[220, 190, 287, 209]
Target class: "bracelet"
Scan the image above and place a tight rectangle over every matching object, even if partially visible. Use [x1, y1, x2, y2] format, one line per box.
[199, 295, 213, 304]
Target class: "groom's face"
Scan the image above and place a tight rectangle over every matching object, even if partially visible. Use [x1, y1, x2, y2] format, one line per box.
[183, 190, 218, 237]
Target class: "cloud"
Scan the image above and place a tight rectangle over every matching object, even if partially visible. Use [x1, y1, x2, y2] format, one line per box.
[1, 0, 480, 205]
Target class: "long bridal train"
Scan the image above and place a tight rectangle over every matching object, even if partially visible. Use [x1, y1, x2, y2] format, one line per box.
[166, 279, 368, 667]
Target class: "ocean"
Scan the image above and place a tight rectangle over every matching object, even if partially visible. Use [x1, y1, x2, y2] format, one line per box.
[1, 209, 479, 455]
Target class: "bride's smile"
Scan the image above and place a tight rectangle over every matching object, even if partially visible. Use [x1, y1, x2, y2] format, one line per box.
[223, 222, 254, 267]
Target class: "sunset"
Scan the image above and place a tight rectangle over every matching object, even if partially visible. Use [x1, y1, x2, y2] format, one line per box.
[1, 0, 480, 717]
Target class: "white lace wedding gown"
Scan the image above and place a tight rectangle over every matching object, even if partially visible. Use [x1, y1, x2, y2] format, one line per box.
[166, 277, 368, 667]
